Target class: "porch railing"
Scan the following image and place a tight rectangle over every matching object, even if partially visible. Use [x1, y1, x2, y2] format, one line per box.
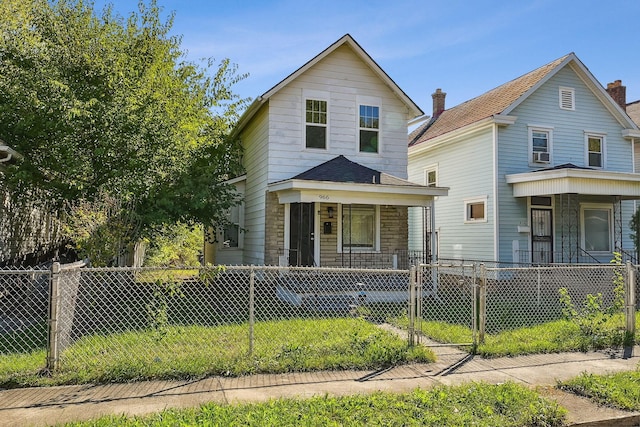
[514, 249, 627, 264]
[277, 249, 431, 269]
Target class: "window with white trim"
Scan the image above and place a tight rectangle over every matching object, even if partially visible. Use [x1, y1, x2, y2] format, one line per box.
[305, 99, 327, 149]
[425, 166, 437, 187]
[359, 105, 379, 153]
[528, 125, 553, 165]
[585, 133, 605, 168]
[559, 87, 575, 110]
[580, 204, 612, 253]
[464, 197, 487, 223]
[220, 203, 243, 249]
[339, 204, 379, 251]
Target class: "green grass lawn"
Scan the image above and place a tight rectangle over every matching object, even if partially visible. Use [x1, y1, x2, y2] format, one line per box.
[559, 368, 640, 411]
[398, 311, 640, 358]
[62, 382, 566, 427]
[3, 310, 637, 388]
[0, 317, 434, 388]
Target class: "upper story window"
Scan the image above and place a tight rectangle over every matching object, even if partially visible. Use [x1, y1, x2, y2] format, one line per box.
[585, 133, 605, 168]
[305, 99, 327, 149]
[559, 87, 575, 110]
[424, 166, 437, 187]
[359, 105, 379, 153]
[528, 125, 553, 165]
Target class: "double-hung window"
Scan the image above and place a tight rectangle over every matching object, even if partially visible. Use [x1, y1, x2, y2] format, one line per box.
[532, 131, 549, 153]
[305, 99, 327, 149]
[340, 204, 379, 251]
[581, 204, 612, 253]
[528, 125, 553, 165]
[359, 105, 379, 153]
[221, 203, 242, 248]
[425, 166, 437, 187]
[586, 133, 605, 168]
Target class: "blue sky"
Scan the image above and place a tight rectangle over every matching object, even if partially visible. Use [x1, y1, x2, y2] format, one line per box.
[95, 0, 640, 116]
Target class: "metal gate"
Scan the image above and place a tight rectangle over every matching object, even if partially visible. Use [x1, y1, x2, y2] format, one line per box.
[409, 263, 478, 350]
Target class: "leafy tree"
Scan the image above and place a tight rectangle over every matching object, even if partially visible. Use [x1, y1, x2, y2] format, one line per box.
[143, 222, 203, 267]
[0, 0, 247, 265]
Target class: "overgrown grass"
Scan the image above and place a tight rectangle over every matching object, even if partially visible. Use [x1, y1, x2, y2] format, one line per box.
[394, 312, 640, 358]
[0, 317, 434, 388]
[62, 382, 566, 427]
[560, 368, 640, 411]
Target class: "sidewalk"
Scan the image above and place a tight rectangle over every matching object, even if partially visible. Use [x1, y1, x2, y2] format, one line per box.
[2, 346, 639, 427]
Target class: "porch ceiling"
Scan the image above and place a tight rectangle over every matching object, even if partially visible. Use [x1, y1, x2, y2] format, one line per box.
[267, 179, 448, 206]
[506, 168, 640, 199]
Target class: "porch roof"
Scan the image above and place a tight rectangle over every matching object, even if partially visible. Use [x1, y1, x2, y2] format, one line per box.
[506, 164, 640, 199]
[268, 156, 448, 206]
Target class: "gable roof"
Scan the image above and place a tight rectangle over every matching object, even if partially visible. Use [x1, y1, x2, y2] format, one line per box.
[291, 155, 422, 187]
[410, 53, 639, 147]
[232, 34, 423, 138]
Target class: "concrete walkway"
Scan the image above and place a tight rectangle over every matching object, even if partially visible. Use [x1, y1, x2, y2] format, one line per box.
[2, 345, 640, 426]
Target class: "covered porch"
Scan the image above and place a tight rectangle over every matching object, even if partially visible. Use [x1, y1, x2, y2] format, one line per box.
[265, 156, 447, 269]
[506, 165, 640, 264]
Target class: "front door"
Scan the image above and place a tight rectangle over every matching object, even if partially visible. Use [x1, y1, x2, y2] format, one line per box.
[289, 203, 315, 266]
[531, 208, 553, 264]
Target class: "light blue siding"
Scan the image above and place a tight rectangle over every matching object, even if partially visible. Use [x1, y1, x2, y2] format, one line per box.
[497, 66, 635, 262]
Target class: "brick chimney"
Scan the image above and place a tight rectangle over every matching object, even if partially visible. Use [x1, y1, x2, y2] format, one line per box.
[606, 80, 626, 111]
[432, 88, 446, 118]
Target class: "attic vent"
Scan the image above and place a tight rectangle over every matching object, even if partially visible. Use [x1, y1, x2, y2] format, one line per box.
[559, 87, 575, 110]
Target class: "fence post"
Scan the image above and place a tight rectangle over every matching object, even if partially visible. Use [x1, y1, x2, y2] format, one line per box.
[47, 262, 61, 371]
[249, 267, 255, 356]
[408, 265, 416, 347]
[478, 263, 486, 345]
[415, 263, 423, 345]
[471, 264, 478, 352]
[625, 261, 636, 340]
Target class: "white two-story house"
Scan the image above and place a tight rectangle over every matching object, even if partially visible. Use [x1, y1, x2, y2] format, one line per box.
[211, 34, 447, 267]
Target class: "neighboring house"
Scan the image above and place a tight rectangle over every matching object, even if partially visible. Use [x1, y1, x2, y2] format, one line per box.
[629, 100, 640, 127]
[0, 143, 64, 265]
[211, 34, 447, 267]
[408, 53, 640, 265]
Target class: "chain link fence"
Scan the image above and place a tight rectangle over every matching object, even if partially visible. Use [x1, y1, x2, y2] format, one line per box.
[0, 265, 50, 355]
[1, 261, 638, 375]
[47, 265, 413, 372]
[482, 264, 627, 334]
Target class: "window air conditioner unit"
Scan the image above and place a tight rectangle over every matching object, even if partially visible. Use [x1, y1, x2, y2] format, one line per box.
[533, 152, 550, 163]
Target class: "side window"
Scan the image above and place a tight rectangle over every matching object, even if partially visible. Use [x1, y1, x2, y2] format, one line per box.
[425, 166, 437, 187]
[586, 134, 605, 168]
[359, 105, 379, 153]
[306, 99, 327, 149]
[464, 197, 487, 223]
[221, 204, 242, 249]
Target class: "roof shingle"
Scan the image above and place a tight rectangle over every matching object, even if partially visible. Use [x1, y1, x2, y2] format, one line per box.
[291, 155, 422, 187]
[410, 53, 572, 147]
